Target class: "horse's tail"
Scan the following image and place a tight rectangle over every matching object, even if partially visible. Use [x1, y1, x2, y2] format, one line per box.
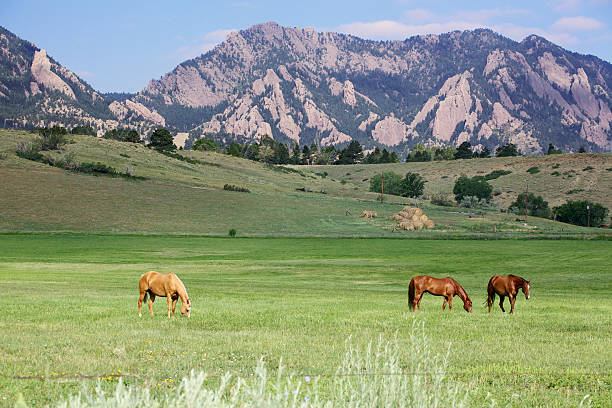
[408, 278, 415, 312]
[486, 276, 495, 305]
[143, 291, 149, 304]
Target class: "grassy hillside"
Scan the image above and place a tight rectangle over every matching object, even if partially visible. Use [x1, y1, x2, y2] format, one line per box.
[306, 153, 612, 211]
[0, 129, 610, 236]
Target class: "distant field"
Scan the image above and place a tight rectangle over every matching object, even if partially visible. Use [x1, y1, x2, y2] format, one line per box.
[1, 129, 610, 237]
[0, 235, 610, 407]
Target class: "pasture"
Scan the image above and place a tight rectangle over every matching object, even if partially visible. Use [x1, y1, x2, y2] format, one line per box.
[0, 234, 610, 407]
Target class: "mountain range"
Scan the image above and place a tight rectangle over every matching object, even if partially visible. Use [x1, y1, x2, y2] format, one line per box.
[1, 22, 611, 155]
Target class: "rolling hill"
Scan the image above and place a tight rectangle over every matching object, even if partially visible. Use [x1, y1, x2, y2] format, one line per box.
[1, 129, 610, 236]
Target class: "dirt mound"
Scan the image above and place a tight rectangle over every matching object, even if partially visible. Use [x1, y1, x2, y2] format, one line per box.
[389, 206, 435, 231]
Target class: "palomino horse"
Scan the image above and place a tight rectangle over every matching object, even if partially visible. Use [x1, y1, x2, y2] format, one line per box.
[487, 274, 530, 314]
[138, 271, 191, 318]
[409, 276, 472, 312]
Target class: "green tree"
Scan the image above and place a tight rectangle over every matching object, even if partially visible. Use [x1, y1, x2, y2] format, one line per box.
[369, 172, 403, 196]
[510, 192, 551, 218]
[434, 146, 457, 161]
[479, 146, 491, 158]
[365, 147, 382, 164]
[336, 140, 364, 164]
[547, 143, 562, 155]
[225, 142, 243, 157]
[192, 138, 219, 151]
[553, 200, 608, 227]
[124, 130, 140, 143]
[290, 144, 301, 164]
[453, 175, 493, 202]
[71, 125, 96, 136]
[273, 143, 290, 164]
[316, 146, 337, 164]
[401, 172, 426, 198]
[301, 145, 311, 164]
[149, 128, 176, 152]
[454, 141, 473, 159]
[406, 144, 432, 162]
[495, 143, 520, 157]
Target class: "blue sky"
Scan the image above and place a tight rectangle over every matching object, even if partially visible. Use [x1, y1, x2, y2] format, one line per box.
[2, 0, 611, 93]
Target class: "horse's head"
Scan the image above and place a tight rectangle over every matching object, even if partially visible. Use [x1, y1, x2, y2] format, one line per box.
[522, 280, 531, 300]
[180, 298, 192, 318]
[463, 299, 472, 313]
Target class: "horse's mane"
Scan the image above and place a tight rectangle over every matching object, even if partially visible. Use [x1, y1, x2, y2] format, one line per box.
[450, 278, 469, 301]
[171, 273, 189, 300]
[508, 274, 526, 284]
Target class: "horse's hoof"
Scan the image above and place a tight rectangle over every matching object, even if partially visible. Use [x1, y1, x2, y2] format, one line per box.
[138, 314, 142, 317]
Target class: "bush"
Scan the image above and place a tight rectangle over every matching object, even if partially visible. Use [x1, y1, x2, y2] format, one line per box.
[510, 192, 552, 219]
[526, 166, 540, 174]
[369, 172, 404, 196]
[554, 200, 609, 227]
[192, 138, 219, 151]
[53, 325, 472, 408]
[224, 184, 250, 193]
[37, 127, 68, 151]
[228, 228, 237, 237]
[495, 143, 520, 157]
[78, 162, 117, 175]
[15, 141, 43, 161]
[430, 193, 455, 207]
[103, 128, 140, 143]
[453, 175, 493, 202]
[484, 169, 512, 180]
[71, 125, 97, 136]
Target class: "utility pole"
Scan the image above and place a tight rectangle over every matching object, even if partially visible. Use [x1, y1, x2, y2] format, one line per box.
[587, 204, 590, 228]
[524, 182, 529, 223]
[380, 172, 384, 203]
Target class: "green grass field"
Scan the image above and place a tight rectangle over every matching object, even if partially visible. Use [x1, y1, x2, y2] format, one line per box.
[0, 234, 610, 407]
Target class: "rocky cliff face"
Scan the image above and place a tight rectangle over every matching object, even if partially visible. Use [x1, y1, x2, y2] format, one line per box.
[0, 26, 159, 135]
[130, 22, 612, 153]
[1, 23, 611, 153]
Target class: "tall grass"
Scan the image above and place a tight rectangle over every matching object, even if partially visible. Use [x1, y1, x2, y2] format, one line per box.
[48, 324, 472, 408]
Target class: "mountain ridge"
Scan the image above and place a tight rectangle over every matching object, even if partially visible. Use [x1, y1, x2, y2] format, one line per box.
[1, 22, 611, 154]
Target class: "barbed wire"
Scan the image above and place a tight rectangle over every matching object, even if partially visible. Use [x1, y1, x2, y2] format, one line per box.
[6, 370, 610, 383]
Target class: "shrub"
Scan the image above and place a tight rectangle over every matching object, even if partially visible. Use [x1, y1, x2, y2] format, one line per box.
[495, 143, 520, 157]
[484, 169, 512, 180]
[37, 127, 68, 151]
[583, 166, 594, 171]
[78, 162, 117, 175]
[103, 128, 141, 143]
[228, 228, 237, 237]
[526, 166, 540, 174]
[53, 325, 472, 408]
[224, 184, 250, 193]
[453, 175, 492, 202]
[15, 141, 43, 161]
[552, 163, 560, 169]
[192, 138, 219, 151]
[551, 171, 561, 176]
[369, 172, 403, 196]
[431, 193, 455, 207]
[510, 192, 552, 219]
[554, 200, 609, 227]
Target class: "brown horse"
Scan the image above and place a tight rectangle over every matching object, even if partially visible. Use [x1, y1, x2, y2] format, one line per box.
[409, 276, 472, 312]
[487, 274, 530, 314]
[138, 271, 191, 318]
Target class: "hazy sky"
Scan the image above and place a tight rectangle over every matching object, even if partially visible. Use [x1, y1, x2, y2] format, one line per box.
[3, 0, 611, 93]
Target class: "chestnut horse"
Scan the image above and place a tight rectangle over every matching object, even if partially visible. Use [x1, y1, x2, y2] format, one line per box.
[487, 274, 530, 314]
[138, 271, 191, 318]
[409, 276, 472, 312]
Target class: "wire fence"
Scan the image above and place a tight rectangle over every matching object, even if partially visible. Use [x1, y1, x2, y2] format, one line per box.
[7, 370, 611, 383]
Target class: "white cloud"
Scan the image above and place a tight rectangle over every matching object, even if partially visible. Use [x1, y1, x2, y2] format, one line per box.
[552, 16, 605, 32]
[169, 29, 237, 61]
[492, 23, 579, 46]
[403, 9, 436, 23]
[337, 20, 485, 40]
[549, 0, 583, 12]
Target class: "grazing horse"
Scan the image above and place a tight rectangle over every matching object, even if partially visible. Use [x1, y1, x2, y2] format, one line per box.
[409, 276, 472, 312]
[138, 271, 191, 318]
[487, 274, 530, 314]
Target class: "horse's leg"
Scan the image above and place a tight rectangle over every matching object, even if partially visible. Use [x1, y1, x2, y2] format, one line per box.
[416, 292, 423, 312]
[499, 295, 506, 313]
[442, 298, 447, 311]
[167, 295, 172, 318]
[448, 295, 453, 311]
[510, 295, 516, 314]
[172, 298, 178, 317]
[138, 291, 145, 317]
[148, 294, 156, 316]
